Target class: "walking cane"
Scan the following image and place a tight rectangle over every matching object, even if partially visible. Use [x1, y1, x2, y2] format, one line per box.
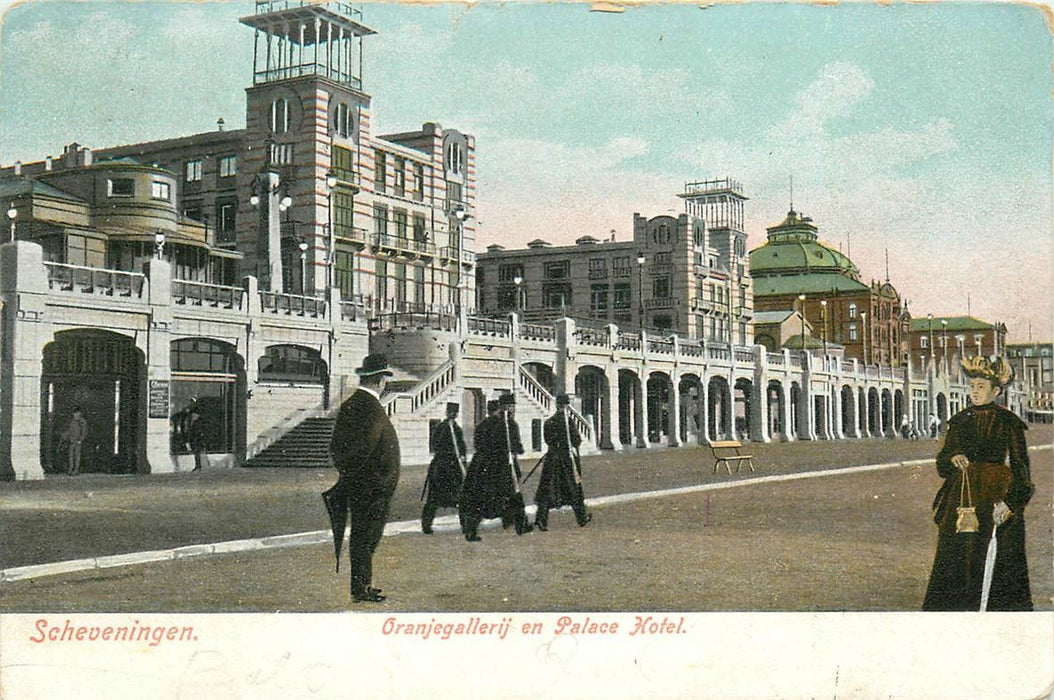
[520, 454, 546, 485]
[449, 419, 466, 478]
[564, 409, 581, 485]
[503, 411, 521, 494]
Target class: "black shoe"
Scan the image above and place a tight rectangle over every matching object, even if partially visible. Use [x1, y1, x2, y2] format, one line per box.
[352, 589, 386, 603]
[534, 521, 548, 532]
[577, 513, 593, 527]
[422, 524, 433, 534]
[516, 524, 534, 535]
[465, 533, 481, 542]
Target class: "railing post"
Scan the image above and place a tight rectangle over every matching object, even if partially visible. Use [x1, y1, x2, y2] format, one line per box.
[143, 258, 175, 474]
[555, 317, 576, 398]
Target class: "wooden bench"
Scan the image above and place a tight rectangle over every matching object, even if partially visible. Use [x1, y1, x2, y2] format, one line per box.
[709, 440, 755, 474]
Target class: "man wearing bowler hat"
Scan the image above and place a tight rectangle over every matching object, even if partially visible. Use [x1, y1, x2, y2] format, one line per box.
[324, 353, 400, 603]
[421, 401, 467, 534]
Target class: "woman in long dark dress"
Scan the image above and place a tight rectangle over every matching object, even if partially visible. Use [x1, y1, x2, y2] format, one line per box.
[922, 356, 1035, 611]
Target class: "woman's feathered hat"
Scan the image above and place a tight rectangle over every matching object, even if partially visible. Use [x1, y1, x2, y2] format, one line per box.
[960, 355, 1013, 387]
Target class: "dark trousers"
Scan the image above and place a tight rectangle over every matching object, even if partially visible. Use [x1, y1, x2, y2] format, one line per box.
[462, 494, 530, 536]
[536, 498, 589, 528]
[349, 497, 392, 596]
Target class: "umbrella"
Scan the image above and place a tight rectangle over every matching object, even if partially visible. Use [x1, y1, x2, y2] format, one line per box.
[322, 477, 350, 573]
[979, 525, 998, 612]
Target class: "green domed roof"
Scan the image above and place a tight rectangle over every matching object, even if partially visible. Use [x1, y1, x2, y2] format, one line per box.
[749, 209, 859, 279]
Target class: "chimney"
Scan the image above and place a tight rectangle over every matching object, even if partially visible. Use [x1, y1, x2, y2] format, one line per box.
[13, 161, 21, 176]
[45, 156, 53, 171]
[217, 117, 225, 132]
[82, 148, 92, 166]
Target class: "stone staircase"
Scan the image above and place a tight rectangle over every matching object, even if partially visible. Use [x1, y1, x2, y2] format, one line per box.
[242, 416, 335, 469]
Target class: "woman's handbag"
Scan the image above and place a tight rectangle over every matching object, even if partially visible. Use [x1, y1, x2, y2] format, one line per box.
[956, 467, 979, 533]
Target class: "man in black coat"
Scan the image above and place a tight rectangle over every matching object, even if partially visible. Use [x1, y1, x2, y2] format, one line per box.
[326, 353, 401, 603]
[421, 402, 466, 534]
[460, 393, 532, 541]
[534, 393, 592, 530]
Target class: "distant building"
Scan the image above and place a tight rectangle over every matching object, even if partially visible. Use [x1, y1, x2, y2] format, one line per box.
[907, 316, 1007, 374]
[1005, 342, 1053, 422]
[475, 178, 753, 342]
[749, 209, 908, 366]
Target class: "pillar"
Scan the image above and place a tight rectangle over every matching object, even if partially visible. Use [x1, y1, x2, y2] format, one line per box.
[144, 258, 175, 474]
[667, 372, 682, 447]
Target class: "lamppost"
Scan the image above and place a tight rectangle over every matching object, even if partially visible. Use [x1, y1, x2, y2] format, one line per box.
[513, 274, 523, 315]
[927, 313, 934, 372]
[940, 318, 948, 367]
[861, 311, 868, 366]
[325, 171, 338, 293]
[637, 252, 646, 332]
[298, 240, 309, 294]
[154, 231, 166, 259]
[453, 204, 471, 314]
[6, 204, 16, 243]
[797, 293, 806, 352]
[820, 299, 828, 357]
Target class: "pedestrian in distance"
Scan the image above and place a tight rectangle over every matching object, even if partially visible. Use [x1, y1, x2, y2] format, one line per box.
[186, 405, 209, 471]
[459, 393, 532, 541]
[324, 353, 401, 604]
[929, 413, 940, 440]
[421, 402, 467, 534]
[533, 393, 592, 531]
[922, 355, 1034, 611]
[62, 407, 88, 475]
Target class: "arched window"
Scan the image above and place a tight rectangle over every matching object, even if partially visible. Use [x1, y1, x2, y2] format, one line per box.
[848, 303, 858, 319]
[332, 102, 352, 138]
[271, 98, 289, 134]
[446, 142, 463, 174]
[258, 345, 326, 384]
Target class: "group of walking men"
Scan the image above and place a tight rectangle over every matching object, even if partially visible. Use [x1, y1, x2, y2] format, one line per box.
[422, 392, 592, 542]
[324, 352, 592, 604]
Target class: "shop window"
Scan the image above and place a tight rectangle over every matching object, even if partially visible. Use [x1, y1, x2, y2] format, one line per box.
[258, 345, 326, 384]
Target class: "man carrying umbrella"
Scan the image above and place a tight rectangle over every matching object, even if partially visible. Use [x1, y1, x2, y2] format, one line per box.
[323, 353, 401, 603]
[533, 393, 592, 531]
[421, 402, 467, 534]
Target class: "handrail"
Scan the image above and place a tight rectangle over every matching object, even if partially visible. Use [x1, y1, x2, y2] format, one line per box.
[260, 291, 327, 318]
[44, 262, 146, 298]
[517, 366, 595, 446]
[172, 279, 245, 310]
[385, 360, 456, 416]
[467, 315, 511, 337]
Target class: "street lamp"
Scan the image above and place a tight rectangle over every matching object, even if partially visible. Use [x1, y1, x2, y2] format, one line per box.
[637, 252, 646, 332]
[927, 313, 934, 372]
[513, 274, 522, 315]
[453, 204, 471, 312]
[797, 293, 806, 353]
[940, 318, 948, 367]
[820, 299, 828, 357]
[154, 231, 166, 259]
[6, 204, 16, 243]
[298, 240, 309, 294]
[325, 171, 338, 293]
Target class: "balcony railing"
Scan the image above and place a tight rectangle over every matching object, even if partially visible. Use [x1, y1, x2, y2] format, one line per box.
[645, 297, 673, 310]
[172, 280, 245, 310]
[372, 233, 436, 258]
[467, 315, 511, 338]
[574, 327, 608, 347]
[616, 332, 642, 351]
[261, 291, 327, 318]
[520, 322, 556, 342]
[45, 263, 146, 298]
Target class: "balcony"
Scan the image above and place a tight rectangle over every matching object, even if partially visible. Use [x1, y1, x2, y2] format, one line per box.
[173, 280, 245, 310]
[372, 232, 436, 259]
[335, 225, 369, 246]
[645, 297, 673, 310]
[260, 291, 327, 318]
[588, 269, 609, 280]
[45, 263, 146, 299]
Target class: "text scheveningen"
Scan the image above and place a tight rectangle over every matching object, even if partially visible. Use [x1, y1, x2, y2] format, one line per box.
[29, 618, 198, 647]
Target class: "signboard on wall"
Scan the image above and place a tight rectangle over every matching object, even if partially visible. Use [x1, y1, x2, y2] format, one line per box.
[148, 380, 170, 419]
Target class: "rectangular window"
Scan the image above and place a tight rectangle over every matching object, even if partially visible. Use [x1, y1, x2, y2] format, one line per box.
[447, 181, 462, 203]
[498, 263, 523, 283]
[151, 181, 171, 201]
[269, 143, 293, 165]
[588, 258, 607, 279]
[393, 156, 406, 198]
[334, 250, 354, 299]
[497, 286, 518, 311]
[590, 284, 608, 317]
[413, 213, 427, 242]
[373, 204, 388, 237]
[332, 146, 355, 183]
[66, 234, 106, 268]
[612, 256, 631, 277]
[544, 283, 571, 309]
[394, 263, 407, 303]
[183, 205, 203, 222]
[413, 163, 425, 202]
[414, 265, 425, 306]
[217, 202, 236, 244]
[333, 190, 355, 238]
[375, 151, 387, 193]
[613, 283, 631, 310]
[545, 261, 570, 279]
[921, 336, 929, 349]
[185, 160, 203, 182]
[376, 259, 388, 302]
[393, 209, 408, 239]
[653, 275, 670, 298]
[218, 155, 237, 178]
[108, 178, 134, 197]
[849, 324, 858, 341]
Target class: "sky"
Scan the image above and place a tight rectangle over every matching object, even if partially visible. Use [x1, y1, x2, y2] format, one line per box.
[0, 0, 1050, 341]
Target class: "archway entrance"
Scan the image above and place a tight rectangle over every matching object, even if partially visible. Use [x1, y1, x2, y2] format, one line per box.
[41, 330, 144, 474]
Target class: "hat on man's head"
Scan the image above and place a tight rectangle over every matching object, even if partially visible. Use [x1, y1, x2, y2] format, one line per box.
[486, 400, 500, 413]
[355, 353, 393, 377]
[961, 355, 1013, 388]
[498, 393, 516, 407]
[445, 402, 460, 415]
[556, 393, 571, 407]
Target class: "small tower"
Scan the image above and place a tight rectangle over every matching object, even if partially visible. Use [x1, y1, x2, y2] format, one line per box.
[238, 1, 375, 292]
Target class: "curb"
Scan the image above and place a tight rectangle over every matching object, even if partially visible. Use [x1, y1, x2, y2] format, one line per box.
[2, 446, 1047, 583]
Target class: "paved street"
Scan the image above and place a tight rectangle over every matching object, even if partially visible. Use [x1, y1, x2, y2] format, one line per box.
[1, 429, 1050, 612]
